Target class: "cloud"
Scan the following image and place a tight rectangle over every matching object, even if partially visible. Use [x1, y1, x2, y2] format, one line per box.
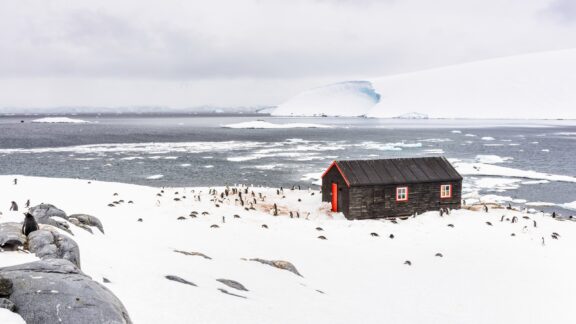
[0, 0, 575, 107]
[545, 0, 576, 22]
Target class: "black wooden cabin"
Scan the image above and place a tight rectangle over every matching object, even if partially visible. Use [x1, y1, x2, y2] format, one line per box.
[321, 157, 462, 219]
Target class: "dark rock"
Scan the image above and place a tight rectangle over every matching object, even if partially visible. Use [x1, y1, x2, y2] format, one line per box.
[0, 277, 13, 297]
[370, 232, 379, 237]
[247, 258, 302, 277]
[165, 275, 196, 287]
[261, 224, 268, 229]
[0, 223, 26, 251]
[137, 218, 143, 222]
[317, 235, 327, 240]
[173, 250, 212, 260]
[435, 253, 443, 257]
[0, 297, 16, 311]
[210, 224, 219, 228]
[218, 288, 246, 299]
[315, 227, 323, 231]
[68, 214, 105, 234]
[103, 277, 111, 283]
[216, 279, 248, 291]
[404, 260, 412, 266]
[0, 259, 132, 324]
[28, 229, 81, 269]
[447, 224, 455, 228]
[177, 216, 186, 220]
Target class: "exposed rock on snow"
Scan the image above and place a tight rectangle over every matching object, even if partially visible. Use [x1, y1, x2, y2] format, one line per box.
[218, 288, 247, 299]
[216, 279, 248, 292]
[165, 275, 197, 287]
[0, 259, 132, 324]
[0, 223, 26, 251]
[173, 250, 212, 260]
[29, 205, 104, 235]
[28, 229, 81, 268]
[247, 258, 302, 277]
[29, 204, 71, 234]
[31, 117, 91, 124]
[69, 214, 105, 234]
[222, 120, 332, 129]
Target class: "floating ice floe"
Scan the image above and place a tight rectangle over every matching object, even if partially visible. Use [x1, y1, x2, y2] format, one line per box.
[222, 120, 332, 129]
[146, 174, 164, 180]
[475, 155, 513, 164]
[31, 117, 92, 124]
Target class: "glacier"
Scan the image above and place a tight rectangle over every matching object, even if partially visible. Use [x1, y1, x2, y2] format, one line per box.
[272, 49, 576, 119]
[271, 81, 380, 117]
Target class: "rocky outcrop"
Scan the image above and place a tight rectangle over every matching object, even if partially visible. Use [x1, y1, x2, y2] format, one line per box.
[68, 214, 105, 234]
[165, 275, 197, 287]
[28, 229, 81, 268]
[0, 259, 132, 324]
[0, 223, 26, 251]
[216, 279, 248, 291]
[246, 258, 302, 277]
[29, 204, 72, 234]
[29, 204, 105, 235]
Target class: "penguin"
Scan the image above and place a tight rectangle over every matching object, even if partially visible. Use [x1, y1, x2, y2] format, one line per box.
[22, 213, 39, 236]
[25, 199, 31, 208]
[10, 201, 18, 211]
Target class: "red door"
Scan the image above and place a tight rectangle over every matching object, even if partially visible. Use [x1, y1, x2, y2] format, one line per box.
[331, 183, 338, 212]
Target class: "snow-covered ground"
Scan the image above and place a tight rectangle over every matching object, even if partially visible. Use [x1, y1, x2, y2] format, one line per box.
[31, 117, 92, 124]
[222, 120, 332, 129]
[273, 49, 576, 119]
[1, 175, 575, 324]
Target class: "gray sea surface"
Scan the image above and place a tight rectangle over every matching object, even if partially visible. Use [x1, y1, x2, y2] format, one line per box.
[1, 115, 575, 214]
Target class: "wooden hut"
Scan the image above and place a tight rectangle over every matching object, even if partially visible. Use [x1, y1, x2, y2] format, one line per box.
[321, 157, 462, 219]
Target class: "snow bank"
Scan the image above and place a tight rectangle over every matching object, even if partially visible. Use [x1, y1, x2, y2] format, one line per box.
[2, 175, 576, 324]
[222, 120, 332, 129]
[272, 81, 380, 117]
[31, 117, 92, 124]
[0, 309, 26, 324]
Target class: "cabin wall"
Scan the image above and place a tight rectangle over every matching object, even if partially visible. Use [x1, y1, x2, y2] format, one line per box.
[321, 166, 350, 216]
[347, 180, 462, 220]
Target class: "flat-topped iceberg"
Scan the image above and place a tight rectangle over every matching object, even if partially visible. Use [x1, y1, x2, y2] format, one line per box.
[222, 120, 332, 129]
[31, 117, 92, 124]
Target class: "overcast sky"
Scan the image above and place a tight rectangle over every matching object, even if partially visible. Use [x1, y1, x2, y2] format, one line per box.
[1, 0, 575, 108]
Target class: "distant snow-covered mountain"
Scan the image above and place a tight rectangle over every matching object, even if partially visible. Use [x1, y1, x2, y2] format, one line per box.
[272, 49, 576, 119]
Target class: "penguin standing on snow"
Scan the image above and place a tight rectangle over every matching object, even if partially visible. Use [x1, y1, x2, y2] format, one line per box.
[22, 213, 39, 236]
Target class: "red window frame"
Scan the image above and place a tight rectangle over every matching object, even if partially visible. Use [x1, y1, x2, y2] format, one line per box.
[396, 186, 409, 202]
[440, 184, 452, 199]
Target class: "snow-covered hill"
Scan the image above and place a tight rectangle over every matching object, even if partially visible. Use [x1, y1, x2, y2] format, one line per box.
[273, 49, 576, 119]
[271, 81, 380, 117]
[1, 175, 575, 323]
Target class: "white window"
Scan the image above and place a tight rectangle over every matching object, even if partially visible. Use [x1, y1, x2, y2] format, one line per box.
[396, 187, 408, 201]
[440, 184, 452, 198]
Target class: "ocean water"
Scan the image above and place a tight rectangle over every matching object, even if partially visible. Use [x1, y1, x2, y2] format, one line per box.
[1, 115, 575, 214]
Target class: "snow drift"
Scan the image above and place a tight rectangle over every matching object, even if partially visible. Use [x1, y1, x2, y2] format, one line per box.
[273, 49, 576, 119]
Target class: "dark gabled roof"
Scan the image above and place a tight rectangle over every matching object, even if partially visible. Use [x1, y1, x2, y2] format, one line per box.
[323, 157, 462, 187]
